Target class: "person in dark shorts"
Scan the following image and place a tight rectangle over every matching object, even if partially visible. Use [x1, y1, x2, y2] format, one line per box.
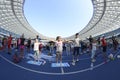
[72, 33, 80, 65]
[88, 35, 93, 51]
[27, 38, 31, 53]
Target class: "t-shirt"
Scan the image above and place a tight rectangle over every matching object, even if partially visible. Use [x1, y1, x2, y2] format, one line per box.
[8, 36, 12, 45]
[27, 39, 31, 45]
[20, 38, 25, 45]
[101, 38, 107, 46]
[74, 38, 80, 47]
[56, 41, 63, 52]
[34, 42, 40, 51]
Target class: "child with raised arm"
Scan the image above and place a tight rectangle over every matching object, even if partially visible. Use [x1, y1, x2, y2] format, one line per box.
[91, 39, 97, 62]
[55, 36, 63, 63]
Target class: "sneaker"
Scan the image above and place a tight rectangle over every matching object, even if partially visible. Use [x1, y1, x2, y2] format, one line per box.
[110, 57, 114, 60]
[92, 59, 96, 62]
[91, 63, 93, 67]
[73, 59, 76, 63]
[76, 59, 79, 62]
[7, 52, 11, 55]
[42, 61, 46, 65]
[90, 63, 93, 70]
[72, 62, 75, 66]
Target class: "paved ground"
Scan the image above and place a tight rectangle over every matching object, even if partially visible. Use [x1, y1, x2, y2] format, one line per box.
[0, 48, 120, 80]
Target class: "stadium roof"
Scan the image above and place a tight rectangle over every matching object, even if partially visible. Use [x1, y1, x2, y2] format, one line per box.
[0, 0, 120, 40]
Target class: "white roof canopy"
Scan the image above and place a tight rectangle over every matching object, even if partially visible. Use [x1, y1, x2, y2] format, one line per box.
[0, 0, 120, 40]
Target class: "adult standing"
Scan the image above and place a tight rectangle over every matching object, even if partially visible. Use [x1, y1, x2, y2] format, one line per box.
[88, 35, 93, 50]
[112, 36, 118, 51]
[72, 33, 80, 65]
[27, 38, 31, 53]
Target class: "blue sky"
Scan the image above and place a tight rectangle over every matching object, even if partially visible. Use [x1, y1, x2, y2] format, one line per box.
[24, 0, 93, 38]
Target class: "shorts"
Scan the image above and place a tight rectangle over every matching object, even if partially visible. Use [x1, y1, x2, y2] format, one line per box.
[102, 46, 107, 52]
[73, 47, 80, 56]
[56, 51, 62, 57]
[20, 45, 24, 50]
[34, 50, 40, 57]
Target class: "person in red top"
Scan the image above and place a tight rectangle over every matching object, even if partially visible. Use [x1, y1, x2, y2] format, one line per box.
[101, 36, 107, 63]
[8, 34, 12, 54]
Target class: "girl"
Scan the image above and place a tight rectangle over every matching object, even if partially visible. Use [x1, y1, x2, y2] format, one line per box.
[72, 33, 80, 65]
[55, 36, 63, 63]
[34, 39, 46, 64]
[91, 39, 97, 62]
[90, 39, 97, 70]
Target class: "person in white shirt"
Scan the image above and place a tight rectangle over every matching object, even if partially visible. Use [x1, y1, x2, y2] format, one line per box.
[72, 33, 80, 65]
[34, 39, 46, 64]
[90, 39, 98, 70]
[34, 39, 40, 62]
[91, 39, 97, 62]
[55, 36, 63, 63]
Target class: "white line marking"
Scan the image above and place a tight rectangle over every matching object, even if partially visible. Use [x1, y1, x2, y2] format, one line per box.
[0, 50, 119, 75]
[61, 67, 64, 74]
[60, 62, 65, 74]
